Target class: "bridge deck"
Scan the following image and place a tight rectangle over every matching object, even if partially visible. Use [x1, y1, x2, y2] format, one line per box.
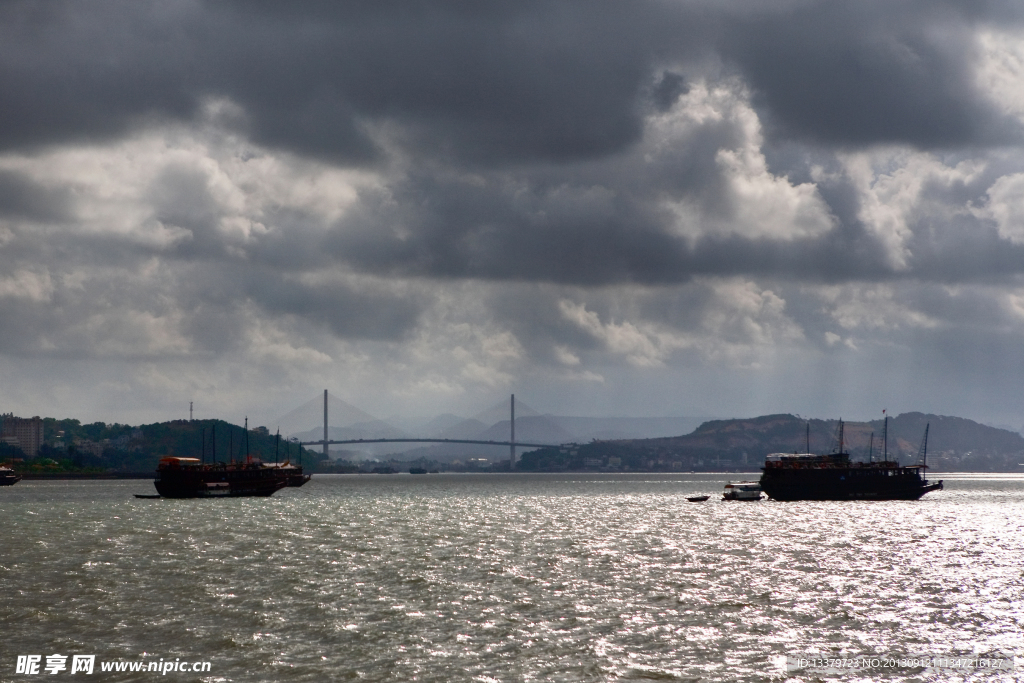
[298, 438, 561, 448]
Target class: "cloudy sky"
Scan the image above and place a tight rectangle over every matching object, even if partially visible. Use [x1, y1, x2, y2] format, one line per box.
[4, 0, 1024, 428]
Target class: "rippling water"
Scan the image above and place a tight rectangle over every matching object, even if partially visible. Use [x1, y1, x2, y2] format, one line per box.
[2, 474, 1023, 681]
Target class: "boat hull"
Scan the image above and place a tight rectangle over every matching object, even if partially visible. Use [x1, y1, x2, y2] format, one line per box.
[154, 460, 289, 498]
[723, 481, 763, 501]
[286, 473, 311, 487]
[0, 473, 21, 486]
[761, 469, 943, 501]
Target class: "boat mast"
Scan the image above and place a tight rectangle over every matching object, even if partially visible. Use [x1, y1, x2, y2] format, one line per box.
[245, 417, 250, 463]
[806, 422, 810, 453]
[917, 423, 930, 469]
[839, 419, 844, 454]
[275, 428, 280, 463]
[883, 411, 888, 465]
[212, 423, 216, 464]
[868, 432, 874, 463]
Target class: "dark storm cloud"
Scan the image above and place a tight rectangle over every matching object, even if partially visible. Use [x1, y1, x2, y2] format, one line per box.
[0, 170, 72, 222]
[7, 0, 1016, 161]
[0, 0, 698, 164]
[651, 72, 690, 113]
[203, 0, 710, 165]
[323, 165, 944, 286]
[3, 0, 1024, 294]
[723, 1, 1021, 148]
[243, 272, 423, 342]
[0, 2, 199, 151]
[326, 175, 689, 285]
[149, 164, 229, 259]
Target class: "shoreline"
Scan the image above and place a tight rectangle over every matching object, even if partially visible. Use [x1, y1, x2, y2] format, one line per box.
[18, 472, 154, 480]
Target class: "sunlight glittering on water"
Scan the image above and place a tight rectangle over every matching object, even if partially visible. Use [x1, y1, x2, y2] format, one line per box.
[2, 474, 1022, 681]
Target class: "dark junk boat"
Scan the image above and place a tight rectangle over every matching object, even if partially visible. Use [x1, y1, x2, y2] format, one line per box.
[760, 418, 943, 501]
[155, 457, 289, 498]
[150, 419, 290, 498]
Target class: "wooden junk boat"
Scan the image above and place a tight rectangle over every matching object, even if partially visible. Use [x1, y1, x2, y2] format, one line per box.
[154, 457, 289, 498]
[149, 418, 300, 498]
[759, 418, 943, 501]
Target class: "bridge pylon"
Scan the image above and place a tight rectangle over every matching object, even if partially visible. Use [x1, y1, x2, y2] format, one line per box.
[510, 394, 515, 469]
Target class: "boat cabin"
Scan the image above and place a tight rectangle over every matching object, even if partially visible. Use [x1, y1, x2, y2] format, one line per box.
[764, 452, 850, 468]
[158, 457, 202, 469]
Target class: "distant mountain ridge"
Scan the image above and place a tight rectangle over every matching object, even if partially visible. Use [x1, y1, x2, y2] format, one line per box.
[598, 412, 1024, 472]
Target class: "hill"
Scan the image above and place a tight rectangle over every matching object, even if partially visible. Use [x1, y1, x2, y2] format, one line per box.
[518, 413, 1024, 472]
[5, 417, 321, 474]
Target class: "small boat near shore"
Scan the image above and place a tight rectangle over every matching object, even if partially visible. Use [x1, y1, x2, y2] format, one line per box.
[0, 465, 22, 486]
[686, 495, 710, 502]
[723, 481, 763, 501]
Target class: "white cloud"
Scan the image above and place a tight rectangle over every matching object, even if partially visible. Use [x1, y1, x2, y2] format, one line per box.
[979, 171, 1024, 244]
[974, 27, 1024, 123]
[0, 269, 53, 302]
[559, 299, 676, 367]
[813, 283, 940, 333]
[553, 345, 581, 366]
[652, 79, 836, 241]
[842, 150, 984, 268]
[0, 123, 373, 247]
[558, 278, 803, 369]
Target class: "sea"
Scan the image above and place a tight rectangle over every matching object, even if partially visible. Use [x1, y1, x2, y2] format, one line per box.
[2, 473, 1022, 682]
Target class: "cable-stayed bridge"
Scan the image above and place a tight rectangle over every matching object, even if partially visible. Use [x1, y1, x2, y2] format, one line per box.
[295, 392, 561, 466]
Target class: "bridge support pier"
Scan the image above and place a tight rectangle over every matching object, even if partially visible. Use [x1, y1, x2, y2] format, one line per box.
[510, 393, 515, 470]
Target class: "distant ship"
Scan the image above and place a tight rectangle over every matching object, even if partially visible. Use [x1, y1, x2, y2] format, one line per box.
[153, 457, 289, 498]
[759, 419, 943, 501]
[0, 465, 21, 486]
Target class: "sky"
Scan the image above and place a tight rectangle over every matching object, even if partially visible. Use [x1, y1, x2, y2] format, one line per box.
[4, 0, 1024, 429]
